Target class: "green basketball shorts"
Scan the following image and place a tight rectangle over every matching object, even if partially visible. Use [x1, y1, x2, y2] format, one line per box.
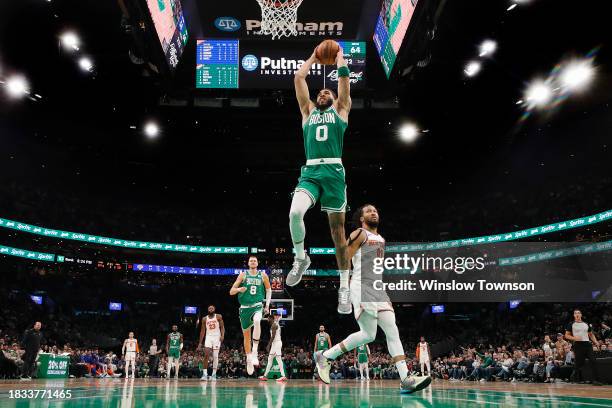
[239, 304, 263, 331]
[168, 348, 180, 359]
[294, 163, 347, 212]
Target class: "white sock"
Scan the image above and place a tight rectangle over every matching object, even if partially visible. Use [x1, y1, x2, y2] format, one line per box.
[339, 270, 350, 288]
[289, 191, 312, 260]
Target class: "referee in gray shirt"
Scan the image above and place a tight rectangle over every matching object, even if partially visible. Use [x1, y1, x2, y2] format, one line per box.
[565, 309, 602, 385]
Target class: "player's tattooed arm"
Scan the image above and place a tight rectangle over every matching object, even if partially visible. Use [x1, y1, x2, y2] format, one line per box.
[335, 48, 351, 121]
[267, 323, 277, 353]
[229, 272, 246, 296]
[295, 50, 318, 121]
[346, 229, 367, 261]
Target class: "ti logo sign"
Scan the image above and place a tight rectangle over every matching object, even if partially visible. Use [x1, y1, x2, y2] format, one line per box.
[214, 16, 241, 32]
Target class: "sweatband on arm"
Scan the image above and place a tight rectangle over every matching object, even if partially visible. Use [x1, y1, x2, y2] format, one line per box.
[338, 66, 350, 77]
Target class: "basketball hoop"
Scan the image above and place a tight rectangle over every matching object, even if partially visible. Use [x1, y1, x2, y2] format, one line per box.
[256, 0, 304, 40]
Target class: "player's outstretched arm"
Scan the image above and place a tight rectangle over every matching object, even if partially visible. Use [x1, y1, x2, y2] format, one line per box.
[229, 272, 246, 296]
[295, 51, 317, 121]
[335, 49, 351, 122]
[346, 229, 366, 261]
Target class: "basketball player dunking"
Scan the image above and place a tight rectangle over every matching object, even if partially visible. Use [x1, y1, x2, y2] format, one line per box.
[286, 43, 354, 315]
[121, 331, 139, 379]
[314, 204, 431, 393]
[197, 305, 225, 381]
[229, 255, 272, 375]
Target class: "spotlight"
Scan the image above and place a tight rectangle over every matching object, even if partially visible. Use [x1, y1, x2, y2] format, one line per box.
[78, 57, 93, 72]
[479, 40, 497, 57]
[560, 60, 594, 92]
[60, 31, 80, 51]
[525, 80, 553, 108]
[399, 123, 419, 143]
[5, 75, 29, 98]
[464, 61, 481, 77]
[144, 121, 160, 138]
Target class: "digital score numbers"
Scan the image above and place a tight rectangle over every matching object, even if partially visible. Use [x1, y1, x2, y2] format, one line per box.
[196, 39, 239, 89]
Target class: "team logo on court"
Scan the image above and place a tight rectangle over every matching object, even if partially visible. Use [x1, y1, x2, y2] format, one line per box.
[214, 16, 241, 32]
[242, 55, 259, 71]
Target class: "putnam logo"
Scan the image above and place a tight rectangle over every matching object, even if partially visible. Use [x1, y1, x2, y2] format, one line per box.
[214, 16, 241, 32]
[245, 20, 343, 36]
[242, 54, 259, 71]
[258, 57, 323, 76]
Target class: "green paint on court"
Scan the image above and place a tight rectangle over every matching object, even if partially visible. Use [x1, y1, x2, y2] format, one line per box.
[1, 380, 611, 407]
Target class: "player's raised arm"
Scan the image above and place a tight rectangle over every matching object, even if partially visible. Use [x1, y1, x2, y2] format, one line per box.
[294, 51, 317, 121]
[229, 272, 246, 296]
[346, 229, 366, 261]
[335, 49, 351, 122]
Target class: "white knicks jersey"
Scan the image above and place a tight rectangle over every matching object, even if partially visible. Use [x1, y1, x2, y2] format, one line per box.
[125, 338, 138, 353]
[205, 314, 221, 338]
[419, 342, 429, 358]
[270, 323, 281, 344]
[351, 228, 385, 282]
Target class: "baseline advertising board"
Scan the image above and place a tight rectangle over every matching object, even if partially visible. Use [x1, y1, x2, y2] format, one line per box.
[196, 39, 366, 89]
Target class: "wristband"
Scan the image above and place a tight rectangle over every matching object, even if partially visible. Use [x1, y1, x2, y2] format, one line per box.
[338, 66, 350, 78]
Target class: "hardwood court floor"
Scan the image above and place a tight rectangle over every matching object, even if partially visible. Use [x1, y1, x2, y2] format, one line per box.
[1, 378, 611, 407]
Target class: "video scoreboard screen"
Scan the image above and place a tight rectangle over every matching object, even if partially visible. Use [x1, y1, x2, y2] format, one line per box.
[373, 0, 419, 77]
[145, 0, 188, 70]
[196, 39, 366, 90]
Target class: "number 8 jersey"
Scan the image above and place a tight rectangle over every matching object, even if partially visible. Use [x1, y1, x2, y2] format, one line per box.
[302, 106, 347, 160]
[238, 270, 265, 306]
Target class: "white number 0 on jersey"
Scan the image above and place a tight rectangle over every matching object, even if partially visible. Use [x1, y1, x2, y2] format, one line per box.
[315, 125, 328, 141]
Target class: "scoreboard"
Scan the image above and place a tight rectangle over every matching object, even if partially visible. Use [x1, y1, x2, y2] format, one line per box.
[196, 39, 366, 90]
[196, 39, 239, 88]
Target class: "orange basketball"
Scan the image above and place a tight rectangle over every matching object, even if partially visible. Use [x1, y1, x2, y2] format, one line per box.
[316, 40, 340, 65]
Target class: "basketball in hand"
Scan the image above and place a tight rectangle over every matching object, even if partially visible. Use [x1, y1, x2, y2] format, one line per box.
[316, 40, 341, 65]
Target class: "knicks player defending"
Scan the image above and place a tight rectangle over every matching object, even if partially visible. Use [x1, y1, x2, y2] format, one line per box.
[286, 44, 353, 314]
[165, 325, 183, 379]
[230, 255, 272, 375]
[259, 312, 288, 382]
[197, 305, 225, 380]
[314, 204, 431, 394]
[122, 332, 139, 379]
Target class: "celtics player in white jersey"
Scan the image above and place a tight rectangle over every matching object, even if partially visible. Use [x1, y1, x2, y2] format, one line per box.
[314, 204, 431, 394]
[286, 45, 353, 315]
[165, 325, 183, 379]
[197, 305, 225, 380]
[230, 255, 272, 376]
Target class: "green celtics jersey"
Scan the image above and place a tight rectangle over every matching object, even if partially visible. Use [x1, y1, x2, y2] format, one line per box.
[302, 106, 348, 160]
[238, 270, 264, 306]
[357, 344, 368, 363]
[316, 333, 329, 351]
[168, 332, 181, 351]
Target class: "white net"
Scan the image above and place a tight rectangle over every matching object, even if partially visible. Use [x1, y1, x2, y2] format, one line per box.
[256, 0, 304, 40]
